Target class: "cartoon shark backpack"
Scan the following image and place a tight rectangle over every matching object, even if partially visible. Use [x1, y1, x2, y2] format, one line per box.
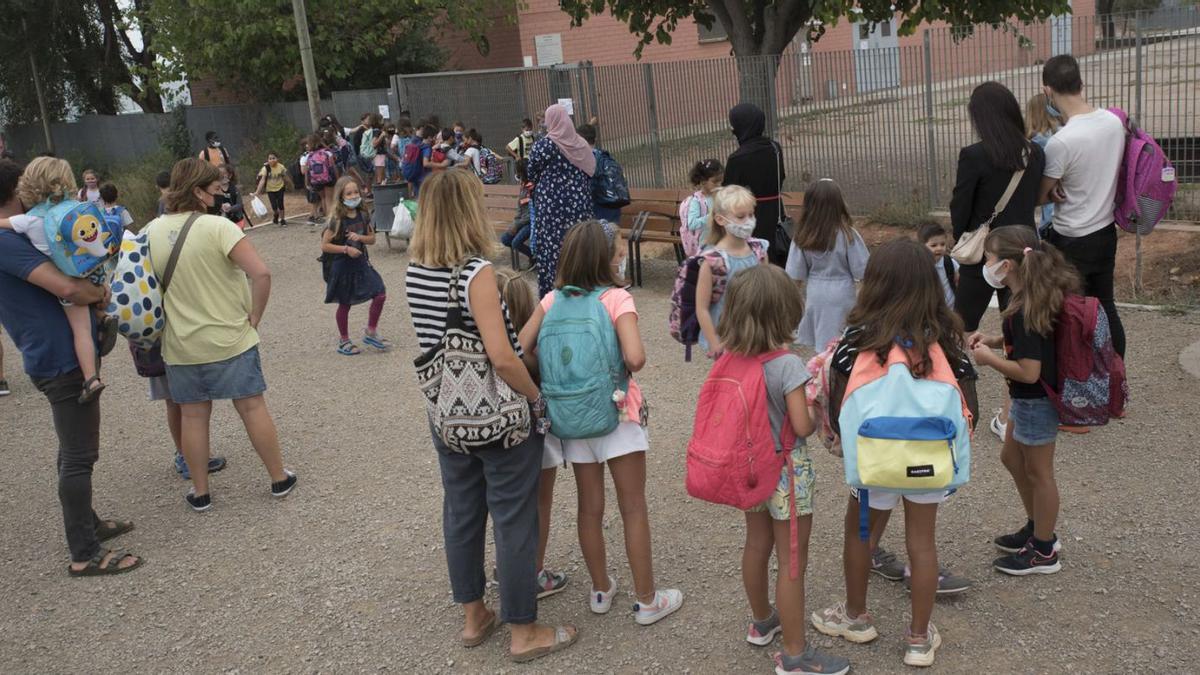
[26, 199, 121, 279]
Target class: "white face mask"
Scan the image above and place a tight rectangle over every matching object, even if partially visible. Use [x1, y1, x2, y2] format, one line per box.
[983, 260, 1008, 289]
[724, 216, 756, 240]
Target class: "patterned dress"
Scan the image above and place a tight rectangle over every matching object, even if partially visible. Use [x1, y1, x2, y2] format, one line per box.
[526, 138, 594, 296]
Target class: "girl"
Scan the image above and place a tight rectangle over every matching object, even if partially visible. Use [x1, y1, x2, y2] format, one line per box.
[255, 152, 290, 225]
[681, 158, 723, 257]
[812, 238, 978, 669]
[381, 124, 401, 183]
[519, 220, 683, 626]
[718, 264, 850, 675]
[320, 176, 388, 355]
[1026, 93, 1058, 236]
[695, 185, 769, 359]
[785, 179, 869, 351]
[212, 164, 244, 226]
[425, 128, 455, 173]
[78, 169, 101, 205]
[970, 227, 1076, 576]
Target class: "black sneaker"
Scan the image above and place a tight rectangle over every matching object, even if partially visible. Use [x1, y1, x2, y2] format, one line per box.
[994, 544, 1062, 576]
[185, 490, 212, 512]
[993, 522, 1034, 553]
[271, 469, 297, 498]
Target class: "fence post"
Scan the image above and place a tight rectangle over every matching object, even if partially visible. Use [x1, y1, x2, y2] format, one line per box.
[1134, 12, 1144, 298]
[643, 63, 666, 187]
[922, 30, 938, 212]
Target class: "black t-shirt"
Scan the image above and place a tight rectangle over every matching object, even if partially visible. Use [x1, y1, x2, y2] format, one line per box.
[1002, 310, 1056, 399]
[329, 211, 371, 259]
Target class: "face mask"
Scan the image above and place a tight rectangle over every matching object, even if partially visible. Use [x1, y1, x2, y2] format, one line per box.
[210, 140, 221, 148]
[343, 197, 362, 209]
[724, 217, 755, 239]
[1045, 100, 1062, 120]
[983, 260, 1008, 289]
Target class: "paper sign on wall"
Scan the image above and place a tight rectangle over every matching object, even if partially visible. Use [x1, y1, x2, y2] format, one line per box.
[556, 98, 574, 116]
[523, 55, 534, 68]
[378, 104, 390, 119]
[535, 33, 563, 66]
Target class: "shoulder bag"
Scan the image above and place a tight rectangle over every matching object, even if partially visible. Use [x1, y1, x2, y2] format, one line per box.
[950, 167, 1025, 265]
[770, 141, 795, 258]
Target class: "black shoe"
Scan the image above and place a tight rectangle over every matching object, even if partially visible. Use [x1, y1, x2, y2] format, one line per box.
[0, 378, 10, 396]
[993, 522, 1034, 553]
[993, 544, 1062, 576]
[185, 490, 212, 512]
[271, 469, 297, 498]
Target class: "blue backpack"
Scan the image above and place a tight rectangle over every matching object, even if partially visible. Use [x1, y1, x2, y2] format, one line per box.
[27, 199, 122, 279]
[592, 149, 630, 208]
[538, 286, 629, 439]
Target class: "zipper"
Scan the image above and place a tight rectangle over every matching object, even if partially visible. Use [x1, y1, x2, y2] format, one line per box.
[948, 438, 959, 475]
[712, 377, 755, 486]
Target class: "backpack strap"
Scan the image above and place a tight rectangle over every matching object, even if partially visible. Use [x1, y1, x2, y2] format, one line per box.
[160, 212, 201, 294]
[942, 256, 957, 291]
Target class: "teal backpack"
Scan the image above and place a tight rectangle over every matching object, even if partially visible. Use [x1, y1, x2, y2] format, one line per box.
[27, 199, 122, 279]
[538, 286, 629, 440]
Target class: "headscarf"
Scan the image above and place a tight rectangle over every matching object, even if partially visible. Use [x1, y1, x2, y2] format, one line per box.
[729, 103, 766, 146]
[544, 104, 596, 176]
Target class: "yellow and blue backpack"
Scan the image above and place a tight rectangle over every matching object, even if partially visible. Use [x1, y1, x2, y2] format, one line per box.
[26, 199, 121, 279]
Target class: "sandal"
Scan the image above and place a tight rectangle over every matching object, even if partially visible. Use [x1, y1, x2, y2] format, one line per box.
[510, 625, 578, 663]
[78, 376, 106, 404]
[68, 548, 143, 577]
[362, 333, 391, 351]
[337, 340, 362, 356]
[96, 519, 135, 542]
[462, 612, 499, 648]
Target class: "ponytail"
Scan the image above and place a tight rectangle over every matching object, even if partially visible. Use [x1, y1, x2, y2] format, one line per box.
[985, 227, 1081, 336]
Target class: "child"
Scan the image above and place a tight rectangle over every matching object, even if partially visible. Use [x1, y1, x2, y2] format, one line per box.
[77, 169, 101, 205]
[812, 238, 978, 669]
[371, 120, 390, 186]
[518, 219, 683, 626]
[155, 170, 171, 217]
[392, 119, 414, 183]
[681, 158, 723, 257]
[212, 164, 244, 226]
[507, 118, 536, 161]
[920, 222, 958, 308]
[0, 157, 117, 402]
[501, 159, 534, 263]
[460, 129, 484, 176]
[495, 267, 568, 598]
[255, 152, 290, 225]
[411, 125, 437, 197]
[99, 183, 134, 232]
[695, 185, 769, 359]
[969, 226, 1076, 576]
[785, 178, 869, 351]
[298, 137, 320, 225]
[320, 176, 389, 355]
[307, 134, 339, 227]
[1026, 94, 1058, 236]
[380, 124, 401, 183]
[426, 129, 454, 174]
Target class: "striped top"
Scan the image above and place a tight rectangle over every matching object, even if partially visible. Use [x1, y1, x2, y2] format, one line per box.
[405, 257, 522, 355]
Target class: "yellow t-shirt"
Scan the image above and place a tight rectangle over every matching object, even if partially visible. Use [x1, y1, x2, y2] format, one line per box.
[258, 163, 287, 192]
[145, 212, 259, 365]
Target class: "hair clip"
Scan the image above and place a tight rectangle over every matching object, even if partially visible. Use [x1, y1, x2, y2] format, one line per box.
[818, 177, 835, 183]
[1023, 246, 1034, 256]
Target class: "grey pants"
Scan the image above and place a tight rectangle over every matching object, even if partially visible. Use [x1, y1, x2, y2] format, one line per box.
[433, 427, 541, 625]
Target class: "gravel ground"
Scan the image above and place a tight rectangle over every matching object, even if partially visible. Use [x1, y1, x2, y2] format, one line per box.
[2, 225, 1199, 674]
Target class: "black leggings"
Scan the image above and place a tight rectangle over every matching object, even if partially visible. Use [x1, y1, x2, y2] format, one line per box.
[1047, 224, 1126, 358]
[955, 263, 1011, 332]
[267, 190, 285, 211]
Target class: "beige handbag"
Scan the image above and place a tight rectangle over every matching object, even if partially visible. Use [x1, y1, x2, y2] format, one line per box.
[951, 168, 1025, 265]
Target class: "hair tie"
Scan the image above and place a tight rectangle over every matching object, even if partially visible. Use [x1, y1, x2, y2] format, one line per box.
[1023, 246, 1033, 256]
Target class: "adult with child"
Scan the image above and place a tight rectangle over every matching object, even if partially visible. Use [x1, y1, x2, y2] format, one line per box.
[526, 103, 596, 297]
[404, 169, 578, 662]
[145, 158, 296, 512]
[723, 103, 789, 266]
[0, 157, 143, 576]
[1037, 54, 1127, 359]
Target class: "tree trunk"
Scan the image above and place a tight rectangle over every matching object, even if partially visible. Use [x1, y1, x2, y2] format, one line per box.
[735, 55, 782, 137]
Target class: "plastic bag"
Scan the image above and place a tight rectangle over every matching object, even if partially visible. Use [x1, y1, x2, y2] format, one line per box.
[249, 194, 268, 217]
[391, 201, 414, 238]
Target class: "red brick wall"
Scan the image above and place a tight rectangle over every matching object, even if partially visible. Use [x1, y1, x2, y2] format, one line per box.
[435, 8, 525, 70]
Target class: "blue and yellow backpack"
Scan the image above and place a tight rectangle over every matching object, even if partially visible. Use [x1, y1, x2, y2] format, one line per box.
[26, 199, 121, 279]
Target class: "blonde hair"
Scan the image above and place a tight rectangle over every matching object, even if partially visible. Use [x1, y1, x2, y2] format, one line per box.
[1026, 93, 1057, 138]
[326, 176, 371, 238]
[718, 264, 804, 356]
[165, 158, 220, 213]
[16, 157, 76, 208]
[705, 185, 757, 246]
[495, 268, 536, 331]
[409, 170, 497, 267]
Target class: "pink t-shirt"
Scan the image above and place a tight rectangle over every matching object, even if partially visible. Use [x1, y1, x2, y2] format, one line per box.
[540, 287, 644, 422]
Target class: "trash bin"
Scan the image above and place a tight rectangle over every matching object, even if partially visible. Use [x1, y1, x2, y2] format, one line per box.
[372, 183, 407, 248]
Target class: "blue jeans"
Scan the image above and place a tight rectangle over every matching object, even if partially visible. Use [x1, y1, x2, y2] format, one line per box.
[594, 205, 623, 225]
[1009, 397, 1059, 446]
[165, 345, 267, 404]
[502, 224, 532, 258]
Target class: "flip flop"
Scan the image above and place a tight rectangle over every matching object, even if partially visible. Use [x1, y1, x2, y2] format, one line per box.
[68, 548, 143, 577]
[510, 626, 578, 663]
[97, 520, 135, 542]
[462, 613, 500, 648]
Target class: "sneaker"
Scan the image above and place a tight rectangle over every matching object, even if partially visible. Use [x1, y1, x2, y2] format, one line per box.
[810, 602, 878, 643]
[271, 469, 298, 498]
[633, 588, 683, 626]
[870, 546, 906, 581]
[989, 413, 1007, 440]
[994, 524, 1063, 554]
[536, 568, 568, 599]
[994, 543, 1062, 576]
[185, 489, 212, 512]
[904, 566, 973, 595]
[174, 453, 228, 480]
[774, 645, 851, 675]
[903, 623, 942, 667]
[590, 576, 617, 614]
[746, 607, 782, 646]
[0, 379, 10, 396]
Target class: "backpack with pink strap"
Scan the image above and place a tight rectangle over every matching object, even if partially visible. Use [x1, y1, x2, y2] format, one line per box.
[678, 190, 708, 257]
[1107, 107, 1177, 235]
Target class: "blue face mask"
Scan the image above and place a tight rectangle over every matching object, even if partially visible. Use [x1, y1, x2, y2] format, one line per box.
[1045, 100, 1063, 120]
[343, 197, 362, 209]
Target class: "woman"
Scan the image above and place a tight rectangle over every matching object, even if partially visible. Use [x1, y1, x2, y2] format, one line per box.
[146, 158, 296, 512]
[723, 103, 788, 266]
[949, 81, 1045, 437]
[404, 170, 578, 662]
[526, 103, 595, 297]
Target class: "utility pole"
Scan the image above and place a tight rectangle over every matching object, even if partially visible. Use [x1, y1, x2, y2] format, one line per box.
[23, 18, 54, 154]
[291, 0, 321, 131]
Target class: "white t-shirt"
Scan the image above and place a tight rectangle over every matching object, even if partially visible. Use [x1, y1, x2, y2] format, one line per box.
[8, 213, 50, 255]
[462, 146, 481, 174]
[1043, 108, 1125, 237]
[935, 256, 959, 307]
[81, 188, 101, 205]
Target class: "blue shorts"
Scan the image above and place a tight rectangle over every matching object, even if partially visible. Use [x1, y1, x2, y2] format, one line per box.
[1009, 397, 1059, 446]
[165, 345, 267, 404]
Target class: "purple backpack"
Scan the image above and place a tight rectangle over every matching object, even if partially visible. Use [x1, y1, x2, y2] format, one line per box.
[1107, 107, 1177, 235]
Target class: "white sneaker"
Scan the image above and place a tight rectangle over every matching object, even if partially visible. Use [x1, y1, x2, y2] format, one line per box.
[989, 413, 1007, 440]
[590, 576, 617, 614]
[634, 588, 683, 626]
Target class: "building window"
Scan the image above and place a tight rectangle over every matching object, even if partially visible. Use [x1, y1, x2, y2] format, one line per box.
[697, 18, 728, 43]
[859, 23, 871, 40]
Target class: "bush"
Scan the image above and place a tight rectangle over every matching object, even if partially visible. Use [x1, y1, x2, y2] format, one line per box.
[107, 150, 176, 229]
[235, 115, 303, 193]
[159, 108, 192, 161]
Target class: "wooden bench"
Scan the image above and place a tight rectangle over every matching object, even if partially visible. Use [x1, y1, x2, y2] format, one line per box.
[483, 183, 525, 268]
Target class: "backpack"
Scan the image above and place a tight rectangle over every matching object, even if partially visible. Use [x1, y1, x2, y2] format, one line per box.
[668, 240, 768, 361]
[1108, 107, 1177, 235]
[477, 147, 504, 184]
[105, 231, 165, 349]
[308, 149, 334, 187]
[538, 286, 629, 440]
[592, 149, 631, 208]
[203, 146, 230, 165]
[1040, 294, 1128, 426]
[400, 141, 424, 182]
[431, 146, 447, 166]
[27, 199, 121, 279]
[359, 129, 377, 160]
[102, 205, 129, 232]
[678, 191, 709, 258]
[289, 159, 304, 190]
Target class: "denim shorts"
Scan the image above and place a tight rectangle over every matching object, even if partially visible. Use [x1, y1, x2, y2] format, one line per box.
[165, 345, 267, 404]
[1010, 397, 1059, 446]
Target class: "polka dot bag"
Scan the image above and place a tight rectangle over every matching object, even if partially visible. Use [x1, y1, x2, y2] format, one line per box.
[104, 232, 165, 349]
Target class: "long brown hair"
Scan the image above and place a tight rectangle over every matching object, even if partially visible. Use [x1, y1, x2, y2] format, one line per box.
[495, 268, 536, 331]
[794, 179, 852, 252]
[985, 227, 1080, 336]
[717, 264, 804, 356]
[555, 220, 623, 291]
[326, 176, 371, 239]
[843, 238, 965, 377]
[165, 158, 220, 213]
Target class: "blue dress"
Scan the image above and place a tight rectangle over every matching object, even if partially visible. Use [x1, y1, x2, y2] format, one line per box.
[527, 138, 594, 297]
[699, 247, 762, 352]
[324, 212, 386, 305]
[785, 229, 870, 350]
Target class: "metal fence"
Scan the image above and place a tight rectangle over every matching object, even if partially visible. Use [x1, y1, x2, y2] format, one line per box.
[393, 7, 1200, 221]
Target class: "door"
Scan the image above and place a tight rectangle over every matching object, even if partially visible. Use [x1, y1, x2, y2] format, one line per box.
[1050, 3, 1073, 56]
[853, 17, 901, 93]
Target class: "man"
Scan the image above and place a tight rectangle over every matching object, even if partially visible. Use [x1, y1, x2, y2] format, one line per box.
[506, 118, 535, 161]
[1038, 54, 1127, 357]
[0, 158, 141, 576]
[199, 131, 231, 168]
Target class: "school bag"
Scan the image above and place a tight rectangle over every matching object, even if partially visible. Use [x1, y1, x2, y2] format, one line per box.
[307, 149, 335, 187]
[359, 129, 377, 160]
[26, 199, 121, 279]
[942, 256, 956, 293]
[668, 239, 768, 361]
[102, 205, 130, 232]
[1040, 294, 1128, 426]
[288, 158, 304, 190]
[592, 149, 631, 208]
[678, 191, 708, 258]
[538, 286, 629, 440]
[105, 213, 199, 348]
[400, 141, 424, 182]
[1107, 107, 1177, 235]
[477, 147, 505, 184]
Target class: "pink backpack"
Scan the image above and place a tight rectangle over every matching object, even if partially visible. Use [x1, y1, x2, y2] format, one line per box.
[1107, 107, 1177, 235]
[1039, 294, 1128, 426]
[668, 239, 767, 361]
[678, 191, 708, 257]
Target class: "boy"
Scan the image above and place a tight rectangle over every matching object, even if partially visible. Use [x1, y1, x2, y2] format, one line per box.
[920, 222, 958, 308]
[99, 183, 134, 232]
[155, 171, 171, 217]
[506, 118, 535, 161]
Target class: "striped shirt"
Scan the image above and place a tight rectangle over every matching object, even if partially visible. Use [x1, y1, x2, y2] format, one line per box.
[405, 257, 522, 355]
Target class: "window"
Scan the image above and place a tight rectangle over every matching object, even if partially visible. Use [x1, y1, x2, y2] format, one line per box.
[697, 18, 728, 42]
[859, 23, 871, 40]
[880, 21, 891, 37]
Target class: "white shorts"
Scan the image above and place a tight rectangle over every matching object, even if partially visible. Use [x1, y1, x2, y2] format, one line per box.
[850, 487, 949, 510]
[543, 422, 649, 465]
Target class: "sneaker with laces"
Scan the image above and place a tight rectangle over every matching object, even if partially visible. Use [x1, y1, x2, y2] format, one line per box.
[870, 547, 906, 581]
[994, 524, 1063, 554]
[536, 568, 568, 599]
[903, 623, 942, 667]
[810, 602, 878, 643]
[590, 576, 617, 614]
[633, 588, 683, 626]
[774, 645, 851, 675]
[185, 489, 212, 512]
[904, 566, 973, 595]
[989, 412, 1007, 440]
[994, 543, 1062, 576]
[746, 607, 782, 646]
[271, 469, 298, 497]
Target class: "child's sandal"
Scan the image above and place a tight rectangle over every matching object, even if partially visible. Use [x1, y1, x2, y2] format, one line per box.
[337, 340, 362, 356]
[78, 376, 105, 404]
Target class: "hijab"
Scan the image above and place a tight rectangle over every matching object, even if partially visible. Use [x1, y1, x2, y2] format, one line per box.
[729, 103, 766, 146]
[544, 104, 596, 176]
